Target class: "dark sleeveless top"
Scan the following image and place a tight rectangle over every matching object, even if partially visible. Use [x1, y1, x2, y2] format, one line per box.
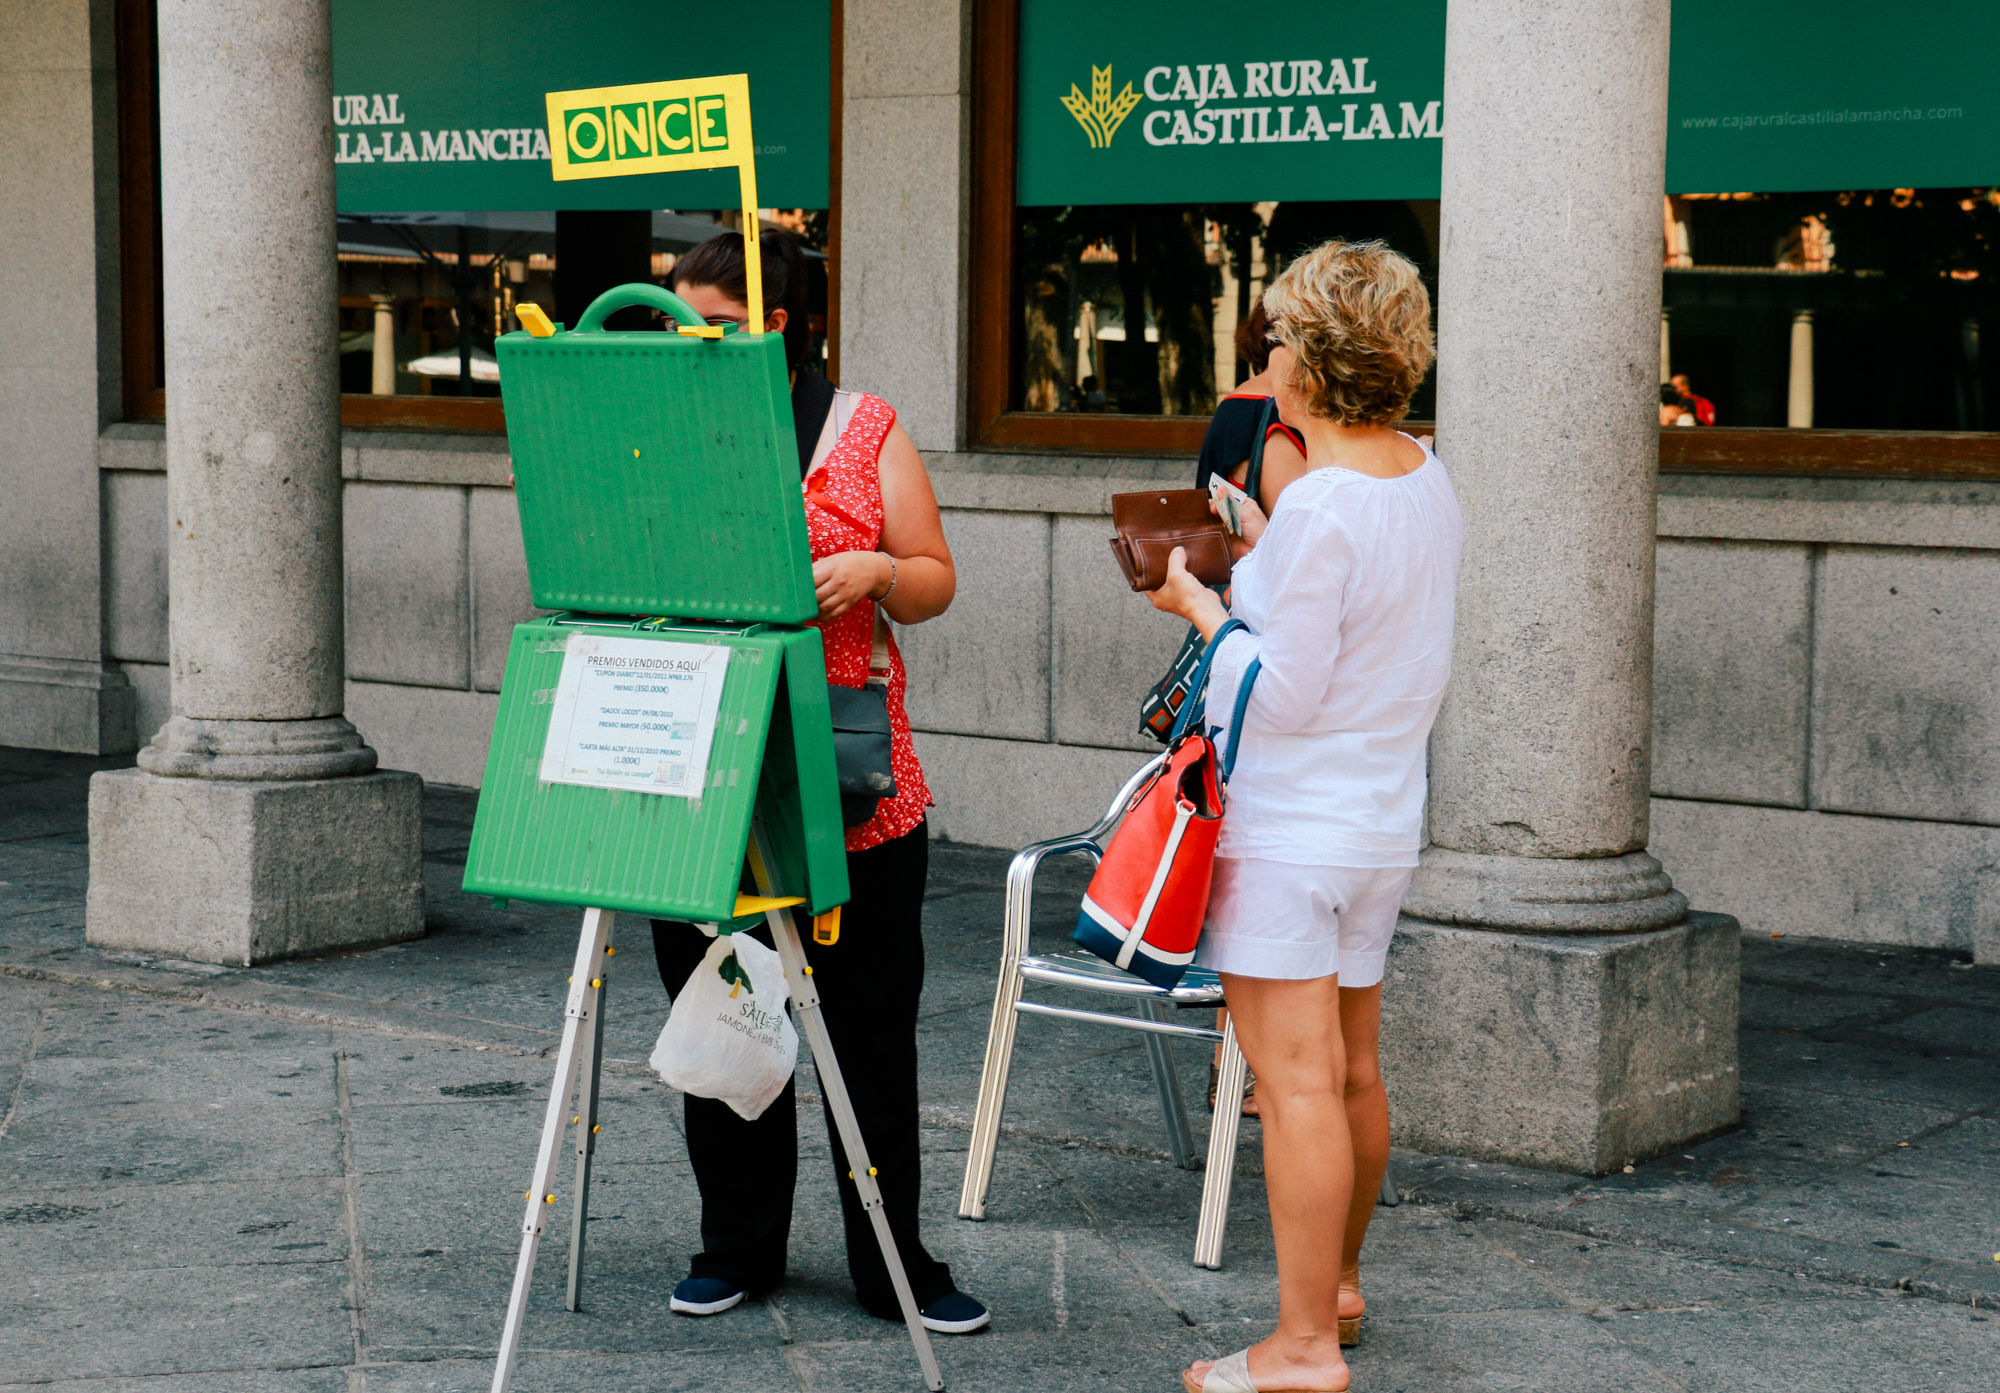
[1194, 393, 1305, 494]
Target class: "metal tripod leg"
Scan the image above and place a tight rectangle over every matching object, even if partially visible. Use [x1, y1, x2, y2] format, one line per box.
[490, 906, 615, 1393]
[748, 829, 946, 1392]
[565, 935, 610, 1311]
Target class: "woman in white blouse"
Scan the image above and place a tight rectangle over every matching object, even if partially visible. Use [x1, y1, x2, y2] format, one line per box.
[1150, 240, 1462, 1393]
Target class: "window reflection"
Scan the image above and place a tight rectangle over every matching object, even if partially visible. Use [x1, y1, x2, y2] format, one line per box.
[1014, 201, 1438, 419]
[333, 209, 829, 401]
[1661, 188, 1998, 430]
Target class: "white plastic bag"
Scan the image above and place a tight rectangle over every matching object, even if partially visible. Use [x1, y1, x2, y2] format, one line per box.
[650, 932, 798, 1121]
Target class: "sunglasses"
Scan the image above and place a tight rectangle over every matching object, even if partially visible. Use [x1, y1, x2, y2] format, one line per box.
[664, 314, 750, 331]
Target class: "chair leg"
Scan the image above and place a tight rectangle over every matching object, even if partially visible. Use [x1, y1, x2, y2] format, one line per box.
[960, 842, 1057, 1221]
[1138, 999, 1197, 1170]
[957, 954, 1024, 1220]
[1193, 1017, 1248, 1270]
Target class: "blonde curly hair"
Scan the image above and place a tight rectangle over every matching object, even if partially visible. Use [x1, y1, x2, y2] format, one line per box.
[1262, 240, 1434, 426]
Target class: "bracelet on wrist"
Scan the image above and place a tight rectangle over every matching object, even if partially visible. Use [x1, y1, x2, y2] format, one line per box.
[876, 551, 898, 602]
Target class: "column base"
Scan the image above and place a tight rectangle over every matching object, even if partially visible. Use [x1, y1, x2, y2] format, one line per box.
[86, 767, 424, 966]
[1381, 911, 1741, 1176]
[0, 656, 136, 755]
[137, 714, 377, 780]
[1402, 848, 1689, 933]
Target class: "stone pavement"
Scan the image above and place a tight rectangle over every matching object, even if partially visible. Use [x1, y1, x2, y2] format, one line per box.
[1, 748, 1996, 1391]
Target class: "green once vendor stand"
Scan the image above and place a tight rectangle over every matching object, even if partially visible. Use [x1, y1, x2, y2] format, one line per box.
[464, 283, 944, 1393]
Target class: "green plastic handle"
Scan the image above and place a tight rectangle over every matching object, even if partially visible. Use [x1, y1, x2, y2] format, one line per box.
[573, 282, 710, 333]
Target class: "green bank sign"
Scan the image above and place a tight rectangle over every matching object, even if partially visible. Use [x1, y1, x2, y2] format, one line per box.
[1019, 4, 1446, 206]
[1018, 0, 1999, 205]
[331, 0, 828, 213]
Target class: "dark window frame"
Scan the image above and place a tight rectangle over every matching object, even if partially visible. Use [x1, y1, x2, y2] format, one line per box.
[964, 0, 2000, 478]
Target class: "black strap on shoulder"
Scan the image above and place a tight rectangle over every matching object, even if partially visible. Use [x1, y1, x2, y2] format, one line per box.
[1245, 395, 1275, 503]
[792, 369, 838, 478]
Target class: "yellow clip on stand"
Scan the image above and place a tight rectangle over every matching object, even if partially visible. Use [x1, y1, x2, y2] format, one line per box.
[814, 905, 843, 946]
[514, 302, 556, 338]
[483, 75, 945, 1393]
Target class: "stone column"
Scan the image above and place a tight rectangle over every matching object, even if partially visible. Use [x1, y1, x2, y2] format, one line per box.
[839, 0, 972, 449]
[87, 0, 422, 966]
[1380, 0, 1739, 1176]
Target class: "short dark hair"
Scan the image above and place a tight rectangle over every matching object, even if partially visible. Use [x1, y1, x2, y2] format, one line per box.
[670, 229, 813, 371]
[1660, 383, 1683, 406]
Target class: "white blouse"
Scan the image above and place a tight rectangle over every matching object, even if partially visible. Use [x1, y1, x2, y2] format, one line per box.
[1203, 443, 1463, 867]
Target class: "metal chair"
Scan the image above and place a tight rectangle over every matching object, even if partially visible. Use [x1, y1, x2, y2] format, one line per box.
[956, 754, 1252, 1269]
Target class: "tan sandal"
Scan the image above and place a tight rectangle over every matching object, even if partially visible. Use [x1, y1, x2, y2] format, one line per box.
[1180, 1349, 1346, 1393]
[1338, 1287, 1363, 1347]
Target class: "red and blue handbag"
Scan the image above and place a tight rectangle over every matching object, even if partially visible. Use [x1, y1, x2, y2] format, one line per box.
[1074, 620, 1262, 988]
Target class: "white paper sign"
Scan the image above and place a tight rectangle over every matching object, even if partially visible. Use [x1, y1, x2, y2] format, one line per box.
[538, 634, 731, 797]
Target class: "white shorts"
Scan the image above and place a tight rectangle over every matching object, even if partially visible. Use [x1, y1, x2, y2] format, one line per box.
[1196, 858, 1414, 985]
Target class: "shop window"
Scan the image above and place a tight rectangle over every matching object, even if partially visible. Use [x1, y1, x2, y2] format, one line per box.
[117, 0, 838, 435]
[1662, 189, 1999, 431]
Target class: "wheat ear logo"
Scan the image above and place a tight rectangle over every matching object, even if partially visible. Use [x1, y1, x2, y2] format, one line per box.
[1062, 65, 1141, 148]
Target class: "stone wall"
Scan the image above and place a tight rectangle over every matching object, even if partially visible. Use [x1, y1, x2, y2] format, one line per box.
[95, 424, 2000, 959]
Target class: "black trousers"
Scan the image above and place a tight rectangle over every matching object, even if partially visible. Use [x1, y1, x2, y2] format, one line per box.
[651, 821, 953, 1317]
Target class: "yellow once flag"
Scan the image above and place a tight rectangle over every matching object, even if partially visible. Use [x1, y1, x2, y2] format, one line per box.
[543, 73, 766, 332]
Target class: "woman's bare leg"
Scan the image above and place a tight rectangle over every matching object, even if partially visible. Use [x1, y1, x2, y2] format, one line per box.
[1184, 973, 1350, 1392]
[1336, 985, 1387, 1322]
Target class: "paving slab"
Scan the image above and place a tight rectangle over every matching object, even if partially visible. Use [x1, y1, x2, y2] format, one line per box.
[359, 1348, 801, 1393]
[0, 1260, 353, 1382]
[0, 1098, 345, 1192]
[1598, 1298, 2000, 1393]
[0, 1176, 349, 1271]
[0, 1371, 347, 1393]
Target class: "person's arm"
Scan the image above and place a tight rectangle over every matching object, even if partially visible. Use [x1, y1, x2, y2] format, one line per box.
[810, 422, 957, 624]
[1150, 501, 1349, 736]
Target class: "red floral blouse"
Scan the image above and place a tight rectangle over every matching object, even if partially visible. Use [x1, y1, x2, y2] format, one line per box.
[803, 392, 933, 852]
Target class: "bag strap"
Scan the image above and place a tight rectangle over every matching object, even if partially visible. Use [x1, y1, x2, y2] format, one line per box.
[1244, 396, 1275, 504]
[867, 612, 892, 688]
[1220, 656, 1263, 780]
[1166, 618, 1248, 744]
[805, 389, 854, 483]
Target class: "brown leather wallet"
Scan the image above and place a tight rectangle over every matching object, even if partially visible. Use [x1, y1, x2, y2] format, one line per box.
[1108, 490, 1233, 592]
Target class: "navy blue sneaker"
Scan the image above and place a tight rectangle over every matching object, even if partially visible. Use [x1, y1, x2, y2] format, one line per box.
[670, 1276, 746, 1316]
[918, 1291, 990, 1334]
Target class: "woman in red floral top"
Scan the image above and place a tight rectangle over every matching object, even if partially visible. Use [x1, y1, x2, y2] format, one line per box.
[648, 232, 990, 1335]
